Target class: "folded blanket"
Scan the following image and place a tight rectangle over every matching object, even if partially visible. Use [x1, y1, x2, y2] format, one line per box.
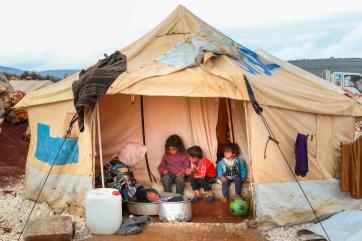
[72, 51, 126, 131]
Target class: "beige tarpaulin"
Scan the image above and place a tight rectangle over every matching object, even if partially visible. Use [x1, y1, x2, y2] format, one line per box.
[16, 5, 362, 117]
[249, 104, 355, 183]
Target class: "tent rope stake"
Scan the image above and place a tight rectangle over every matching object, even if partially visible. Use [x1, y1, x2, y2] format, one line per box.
[243, 75, 332, 241]
[17, 114, 78, 241]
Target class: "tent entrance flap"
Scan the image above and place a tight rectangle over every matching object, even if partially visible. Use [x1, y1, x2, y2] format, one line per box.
[216, 98, 234, 159]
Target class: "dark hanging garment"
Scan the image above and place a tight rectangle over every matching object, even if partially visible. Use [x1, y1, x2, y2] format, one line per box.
[72, 51, 127, 131]
[294, 133, 309, 177]
[340, 136, 362, 199]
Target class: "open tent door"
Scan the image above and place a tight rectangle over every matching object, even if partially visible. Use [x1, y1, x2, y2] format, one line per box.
[216, 98, 233, 160]
[230, 100, 251, 180]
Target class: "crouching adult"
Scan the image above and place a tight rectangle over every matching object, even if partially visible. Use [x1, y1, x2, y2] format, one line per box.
[96, 158, 160, 202]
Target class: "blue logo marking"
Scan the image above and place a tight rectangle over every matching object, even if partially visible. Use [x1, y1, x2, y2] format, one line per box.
[35, 123, 79, 165]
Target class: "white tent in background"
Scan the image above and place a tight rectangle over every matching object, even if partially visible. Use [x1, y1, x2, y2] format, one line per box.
[10, 80, 53, 93]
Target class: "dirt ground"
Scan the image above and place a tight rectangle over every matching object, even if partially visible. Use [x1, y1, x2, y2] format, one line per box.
[85, 197, 264, 241]
[0, 121, 28, 182]
[191, 197, 247, 223]
[85, 222, 266, 241]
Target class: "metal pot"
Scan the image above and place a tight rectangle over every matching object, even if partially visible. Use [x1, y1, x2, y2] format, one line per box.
[159, 196, 192, 222]
[127, 192, 182, 216]
[127, 201, 160, 216]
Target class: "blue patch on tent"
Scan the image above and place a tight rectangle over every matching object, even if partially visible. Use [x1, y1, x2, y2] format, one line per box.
[220, 32, 280, 76]
[35, 123, 79, 165]
[237, 45, 280, 76]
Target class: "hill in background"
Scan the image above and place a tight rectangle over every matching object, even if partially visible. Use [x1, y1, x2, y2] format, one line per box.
[0, 66, 78, 80]
[1, 57, 362, 81]
[288, 58, 362, 76]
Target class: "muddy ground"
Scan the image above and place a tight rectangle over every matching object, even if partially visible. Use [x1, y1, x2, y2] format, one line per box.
[0, 122, 28, 182]
[85, 222, 266, 241]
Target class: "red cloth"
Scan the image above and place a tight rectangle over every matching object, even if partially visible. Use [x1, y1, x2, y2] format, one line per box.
[193, 157, 216, 178]
[158, 153, 190, 175]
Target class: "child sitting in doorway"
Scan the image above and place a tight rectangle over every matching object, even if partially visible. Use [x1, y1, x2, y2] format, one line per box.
[185, 145, 217, 204]
[158, 135, 190, 195]
[217, 143, 247, 202]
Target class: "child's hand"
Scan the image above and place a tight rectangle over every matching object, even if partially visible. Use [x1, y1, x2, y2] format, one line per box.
[220, 176, 227, 182]
[162, 170, 169, 175]
[184, 168, 193, 175]
[176, 171, 184, 177]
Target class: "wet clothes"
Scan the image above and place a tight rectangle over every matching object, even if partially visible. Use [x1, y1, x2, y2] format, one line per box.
[190, 176, 215, 191]
[216, 157, 247, 180]
[158, 153, 190, 175]
[295, 133, 309, 177]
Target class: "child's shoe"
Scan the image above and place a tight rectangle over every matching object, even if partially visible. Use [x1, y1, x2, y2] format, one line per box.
[221, 197, 228, 203]
[191, 196, 200, 204]
[206, 195, 215, 203]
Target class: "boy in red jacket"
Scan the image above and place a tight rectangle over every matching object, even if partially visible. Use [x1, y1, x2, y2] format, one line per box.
[185, 146, 216, 203]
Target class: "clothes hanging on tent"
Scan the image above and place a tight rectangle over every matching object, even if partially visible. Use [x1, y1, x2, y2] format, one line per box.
[340, 136, 362, 199]
[294, 133, 309, 177]
[72, 51, 127, 131]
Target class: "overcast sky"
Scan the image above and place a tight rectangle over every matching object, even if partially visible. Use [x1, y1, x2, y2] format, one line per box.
[1, 0, 362, 71]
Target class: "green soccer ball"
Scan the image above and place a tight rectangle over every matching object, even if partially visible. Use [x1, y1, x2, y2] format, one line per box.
[229, 198, 250, 216]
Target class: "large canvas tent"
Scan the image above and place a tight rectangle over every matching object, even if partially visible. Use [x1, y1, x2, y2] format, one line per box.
[16, 5, 362, 225]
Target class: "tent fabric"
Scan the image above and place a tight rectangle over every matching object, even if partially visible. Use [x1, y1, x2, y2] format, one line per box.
[95, 95, 194, 183]
[230, 100, 251, 180]
[254, 179, 362, 226]
[340, 136, 362, 198]
[26, 101, 93, 176]
[24, 164, 92, 216]
[10, 80, 53, 93]
[72, 51, 127, 131]
[304, 210, 362, 241]
[248, 104, 355, 184]
[188, 98, 219, 161]
[15, 6, 362, 117]
[255, 48, 345, 95]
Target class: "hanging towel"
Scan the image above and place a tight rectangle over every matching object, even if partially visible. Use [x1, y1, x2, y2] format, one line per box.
[295, 133, 309, 177]
[340, 136, 362, 199]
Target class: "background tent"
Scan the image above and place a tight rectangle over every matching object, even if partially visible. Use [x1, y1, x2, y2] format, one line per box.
[16, 5, 362, 225]
[10, 80, 53, 93]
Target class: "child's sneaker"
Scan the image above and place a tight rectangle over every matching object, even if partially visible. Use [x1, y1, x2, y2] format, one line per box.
[221, 197, 228, 203]
[191, 196, 200, 204]
[206, 195, 215, 203]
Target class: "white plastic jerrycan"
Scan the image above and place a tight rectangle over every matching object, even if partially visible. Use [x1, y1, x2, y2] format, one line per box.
[85, 188, 122, 234]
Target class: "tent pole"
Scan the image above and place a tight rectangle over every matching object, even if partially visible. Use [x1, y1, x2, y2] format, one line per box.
[96, 101, 105, 188]
[140, 95, 156, 182]
[227, 98, 235, 143]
